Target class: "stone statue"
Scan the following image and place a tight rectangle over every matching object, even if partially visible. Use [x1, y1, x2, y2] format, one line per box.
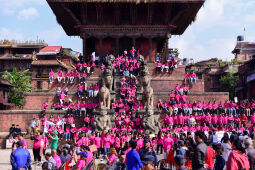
[142, 106, 160, 134]
[94, 108, 112, 131]
[137, 54, 144, 63]
[138, 64, 151, 91]
[143, 86, 154, 107]
[103, 67, 113, 91]
[99, 85, 111, 109]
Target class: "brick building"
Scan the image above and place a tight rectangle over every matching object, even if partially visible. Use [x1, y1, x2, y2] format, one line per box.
[232, 37, 255, 63]
[31, 46, 80, 90]
[236, 57, 255, 100]
[0, 78, 13, 110]
[0, 40, 47, 73]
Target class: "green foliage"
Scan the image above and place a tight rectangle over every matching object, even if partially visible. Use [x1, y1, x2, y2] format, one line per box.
[1, 67, 32, 107]
[219, 73, 238, 100]
[218, 59, 228, 67]
[231, 58, 238, 65]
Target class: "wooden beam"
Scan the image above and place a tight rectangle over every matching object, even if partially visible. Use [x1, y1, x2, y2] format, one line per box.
[165, 3, 172, 24]
[80, 2, 87, 24]
[61, 4, 81, 25]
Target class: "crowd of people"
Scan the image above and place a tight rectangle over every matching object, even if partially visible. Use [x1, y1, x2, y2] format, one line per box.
[9, 47, 255, 170]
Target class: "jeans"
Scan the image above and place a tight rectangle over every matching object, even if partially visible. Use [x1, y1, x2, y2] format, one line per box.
[230, 108, 237, 116]
[191, 77, 197, 84]
[49, 76, 53, 83]
[89, 90, 94, 97]
[183, 108, 189, 114]
[188, 108, 193, 115]
[75, 109, 80, 116]
[77, 90, 82, 97]
[104, 148, 110, 155]
[65, 133, 70, 140]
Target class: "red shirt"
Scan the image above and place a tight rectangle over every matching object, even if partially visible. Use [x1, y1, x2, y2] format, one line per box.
[205, 146, 215, 169]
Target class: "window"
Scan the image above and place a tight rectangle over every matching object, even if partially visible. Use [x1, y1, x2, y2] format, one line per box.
[27, 63, 31, 69]
[37, 81, 42, 89]
[37, 67, 43, 74]
[19, 63, 23, 70]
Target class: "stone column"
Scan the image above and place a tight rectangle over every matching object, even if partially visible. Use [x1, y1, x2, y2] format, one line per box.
[149, 37, 152, 62]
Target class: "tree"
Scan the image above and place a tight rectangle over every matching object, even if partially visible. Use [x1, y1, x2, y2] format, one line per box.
[1, 68, 32, 106]
[219, 72, 238, 100]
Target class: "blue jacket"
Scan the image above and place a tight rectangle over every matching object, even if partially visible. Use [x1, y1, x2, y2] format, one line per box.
[126, 149, 143, 170]
[10, 147, 31, 170]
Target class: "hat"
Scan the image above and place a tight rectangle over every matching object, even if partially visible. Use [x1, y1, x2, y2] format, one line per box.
[244, 137, 253, 145]
[17, 140, 23, 147]
[144, 139, 149, 143]
[53, 131, 58, 135]
[178, 140, 184, 145]
[174, 154, 186, 165]
[141, 155, 154, 164]
[79, 152, 88, 157]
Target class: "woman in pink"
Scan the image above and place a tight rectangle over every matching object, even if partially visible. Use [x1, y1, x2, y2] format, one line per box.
[136, 135, 144, 151]
[177, 113, 184, 125]
[89, 132, 96, 145]
[95, 132, 101, 158]
[59, 92, 66, 104]
[57, 71, 63, 83]
[114, 133, 121, 153]
[41, 114, 47, 132]
[157, 132, 164, 154]
[31, 131, 42, 163]
[94, 83, 100, 97]
[251, 112, 255, 125]
[49, 70, 54, 84]
[226, 139, 250, 170]
[184, 72, 190, 84]
[212, 113, 218, 128]
[103, 133, 111, 155]
[156, 61, 161, 73]
[82, 133, 89, 146]
[205, 112, 212, 127]
[163, 132, 174, 159]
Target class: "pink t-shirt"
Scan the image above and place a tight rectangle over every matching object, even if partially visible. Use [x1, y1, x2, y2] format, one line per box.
[59, 93, 65, 100]
[108, 154, 117, 165]
[33, 136, 42, 149]
[251, 115, 255, 124]
[53, 155, 62, 169]
[86, 151, 93, 164]
[76, 159, 85, 169]
[49, 71, 54, 77]
[163, 137, 174, 152]
[103, 137, 111, 148]
[95, 137, 101, 148]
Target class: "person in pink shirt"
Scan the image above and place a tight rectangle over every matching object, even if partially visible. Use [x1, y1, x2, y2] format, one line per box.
[52, 150, 62, 169]
[105, 148, 117, 166]
[212, 113, 218, 128]
[57, 71, 63, 83]
[76, 62, 82, 71]
[94, 132, 102, 158]
[65, 125, 71, 141]
[205, 112, 212, 127]
[64, 72, 70, 84]
[41, 114, 47, 132]
[184, 72, 190, 84]
[251, 112, 255, 125]
[163, 132, 174, 159]
[156, 61, 161, 73]
[136, 135, 144, 151]
[43, 102, 48, 110]
[157, 132, 164, 154]
[49, 70, 54, 84]
[181, 94, 187, 104]
[17, 134, 27, 150]
[103, 133, 111, 155]
[175, 92, 180, 104]
[190, 71, 197, 84]
[59, 92, 66, 104]
[31, 131, 42, 163]
[177, 113, 184, 125]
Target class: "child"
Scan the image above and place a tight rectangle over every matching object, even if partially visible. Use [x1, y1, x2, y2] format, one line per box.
[174, 154, 187, 170]
[214, 147, 225, 170]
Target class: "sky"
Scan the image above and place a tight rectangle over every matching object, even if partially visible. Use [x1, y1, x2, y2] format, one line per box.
[1, 0, 255, 62]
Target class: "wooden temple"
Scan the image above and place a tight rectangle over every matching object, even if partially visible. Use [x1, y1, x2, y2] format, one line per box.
[47, 0, 205, 61]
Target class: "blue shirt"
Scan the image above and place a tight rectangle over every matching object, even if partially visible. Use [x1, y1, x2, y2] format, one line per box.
[126, 149, 143, 170]
[11, 147, 31, 170]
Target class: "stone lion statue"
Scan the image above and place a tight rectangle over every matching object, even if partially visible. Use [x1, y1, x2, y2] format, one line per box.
[103, 67, 113, 91]
[94, 108, 112, 131]
[142, 107, 160, 134]
[99, 85, 111, 109]
[143, 86, 154, 107]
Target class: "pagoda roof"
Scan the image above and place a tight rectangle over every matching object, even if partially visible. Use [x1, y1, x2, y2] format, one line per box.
[47, 0, 205, 36]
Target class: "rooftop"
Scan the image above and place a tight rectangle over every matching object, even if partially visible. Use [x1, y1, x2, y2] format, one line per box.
[37, 46, 62, 55]
[0, 40, 47, 48]
[0, 78, 13, 87]
[47, 0, 204, 3]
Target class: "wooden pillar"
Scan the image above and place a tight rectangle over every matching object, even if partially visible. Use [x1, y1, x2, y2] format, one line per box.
[99, 38, 103, 57]
[165, 37, 169, 61]
[116, 38, 119, 55]
[132, 38, 136, 47]
[149, 37, 152, 62]
[83, 38, 87, 61]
